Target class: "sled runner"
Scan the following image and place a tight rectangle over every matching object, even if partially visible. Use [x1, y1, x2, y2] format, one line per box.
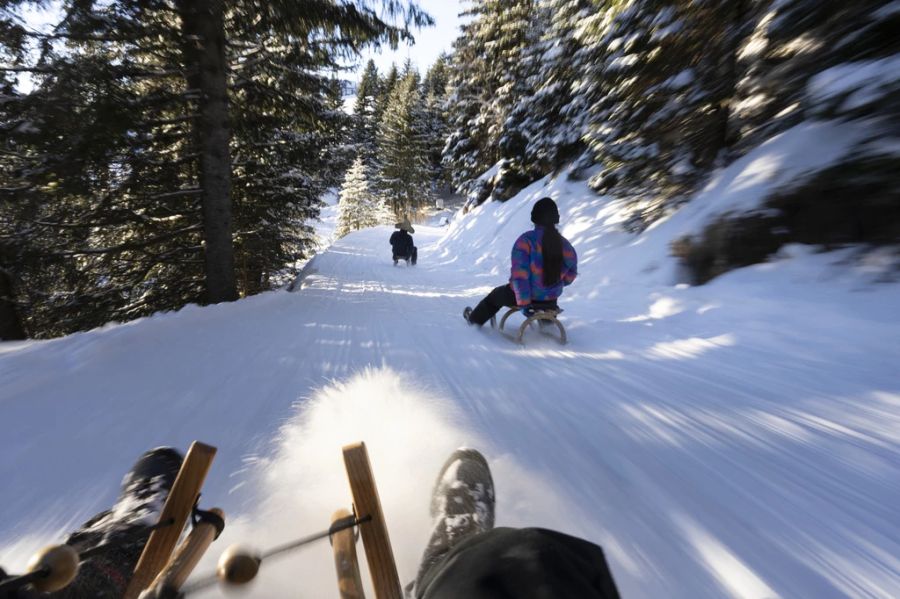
[491, 301, 567, 345]
[191, 440, 400, 598]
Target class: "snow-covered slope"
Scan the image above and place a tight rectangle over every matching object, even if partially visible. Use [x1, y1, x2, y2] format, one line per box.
[2, 129, 899, 597]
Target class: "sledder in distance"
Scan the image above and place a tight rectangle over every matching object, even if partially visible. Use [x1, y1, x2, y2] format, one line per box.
[390, 217, 418, 266]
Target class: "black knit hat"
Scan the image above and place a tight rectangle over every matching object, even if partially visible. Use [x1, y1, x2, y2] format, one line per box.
[531, 197, 559, 226]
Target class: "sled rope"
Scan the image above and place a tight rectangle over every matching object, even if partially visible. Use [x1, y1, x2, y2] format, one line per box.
[180, 514, 372, 594]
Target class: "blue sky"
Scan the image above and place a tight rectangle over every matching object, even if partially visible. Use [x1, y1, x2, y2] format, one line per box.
[356, 0, 464, 80]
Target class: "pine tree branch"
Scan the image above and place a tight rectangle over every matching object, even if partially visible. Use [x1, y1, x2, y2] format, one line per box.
[48, 224, 203, 257]
[138, 115, 199, 127]
[147, 188, 202, 200]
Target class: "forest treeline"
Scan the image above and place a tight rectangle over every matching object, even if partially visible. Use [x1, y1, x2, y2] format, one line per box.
[1, 0, 431, 338]
[2, 0, 898, 339]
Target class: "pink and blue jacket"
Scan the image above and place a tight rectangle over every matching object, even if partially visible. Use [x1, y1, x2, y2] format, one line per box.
[509, 226, 578, 306]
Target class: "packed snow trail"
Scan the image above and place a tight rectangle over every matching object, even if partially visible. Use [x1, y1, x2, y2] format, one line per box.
[3, 214, 899, 596]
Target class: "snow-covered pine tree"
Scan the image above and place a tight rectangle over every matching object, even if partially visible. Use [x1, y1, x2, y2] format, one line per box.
[519, 0, 598, 175]
[730, 0, 898, 156]
[421, 55, 451, 188]
[375, 62, 400, 126]
[494, 0, 547, 200]
[377, 70, 433, 218]
[584, 0, 739, 225]
[336, 157, 390, 237]
[442, 14, 493, 200]
[354, 59, 382, 168]
[443, 0, 545, 202]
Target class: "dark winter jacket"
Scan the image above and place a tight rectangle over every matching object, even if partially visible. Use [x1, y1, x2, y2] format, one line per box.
[390, 230, 415, 256]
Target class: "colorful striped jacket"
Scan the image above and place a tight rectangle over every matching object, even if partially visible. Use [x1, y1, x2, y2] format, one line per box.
[509, 226, 578, 306]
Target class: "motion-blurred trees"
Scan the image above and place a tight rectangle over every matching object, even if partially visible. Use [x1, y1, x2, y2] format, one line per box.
[0, 0, 431, 337]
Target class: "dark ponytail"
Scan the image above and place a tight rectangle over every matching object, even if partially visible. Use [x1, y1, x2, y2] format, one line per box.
[530, 197, 563, 286]
[541, 225, 563, 286]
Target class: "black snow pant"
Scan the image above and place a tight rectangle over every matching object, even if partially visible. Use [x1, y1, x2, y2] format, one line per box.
[394, 246, 418, 265]
[414, 527, 621, 599]
[468, 284, 517, 325]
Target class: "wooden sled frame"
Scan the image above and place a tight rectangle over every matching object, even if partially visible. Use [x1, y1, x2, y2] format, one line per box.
[491, 306, 567, 345]
[204, 440, 399, 597]
[125, 441, 222, 599]
[1, 441, 224, 599]
[332, 441, 402, 599]
[4, 440, 401, 598]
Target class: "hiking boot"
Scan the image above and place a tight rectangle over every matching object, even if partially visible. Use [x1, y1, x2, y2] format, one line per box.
[410, 448, 495, 594]
[463, 307, 473, 324]
[428, 448, 494, 534]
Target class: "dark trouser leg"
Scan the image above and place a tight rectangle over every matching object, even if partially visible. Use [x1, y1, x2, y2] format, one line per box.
[415, 527, 621, 599]
[468, 284, 517, 326]
[411, 247, 417, 265]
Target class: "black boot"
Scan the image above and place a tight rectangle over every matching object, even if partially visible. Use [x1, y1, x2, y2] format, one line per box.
[409, 449, 495, 596]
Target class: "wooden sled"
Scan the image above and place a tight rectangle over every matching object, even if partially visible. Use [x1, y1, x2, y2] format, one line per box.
[210, 441, 401, 599]
[2, 440, 402, 598]
[1, 441, 224, 599]
[335, 441, 402, 599]
[491, 301, 567, 345]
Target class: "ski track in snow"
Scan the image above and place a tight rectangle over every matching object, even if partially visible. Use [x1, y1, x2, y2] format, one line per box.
[2, 215, 899, 597]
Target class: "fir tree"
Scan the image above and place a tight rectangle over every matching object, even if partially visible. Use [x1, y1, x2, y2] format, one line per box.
[520, 0, 598, 175]
[443, 0, 541, 201]
[584, 0, 739, 221]
[336, 157, 390, 237]
[377, 70, 432, 217]
[494, 0, 546, 200]
[421, 55, 450, 187]
[443, 13, 495, 198]
[354, 59, 382, 167]
[375, 62, 400, 124]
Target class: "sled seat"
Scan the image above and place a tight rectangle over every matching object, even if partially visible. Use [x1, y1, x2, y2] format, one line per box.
[491, 301, 567, 345]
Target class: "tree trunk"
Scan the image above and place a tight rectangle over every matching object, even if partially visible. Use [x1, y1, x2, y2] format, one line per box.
[714, 0, 748, 166]
[178, 0, 238, 303]
[0, 262, 26, 340]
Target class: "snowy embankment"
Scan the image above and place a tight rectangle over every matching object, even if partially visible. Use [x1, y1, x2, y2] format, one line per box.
[2, 119, 899, 598]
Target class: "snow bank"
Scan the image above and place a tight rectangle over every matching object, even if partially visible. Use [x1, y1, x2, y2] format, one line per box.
[807, 54, 900, 113]
[441, 118, 877, 291]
